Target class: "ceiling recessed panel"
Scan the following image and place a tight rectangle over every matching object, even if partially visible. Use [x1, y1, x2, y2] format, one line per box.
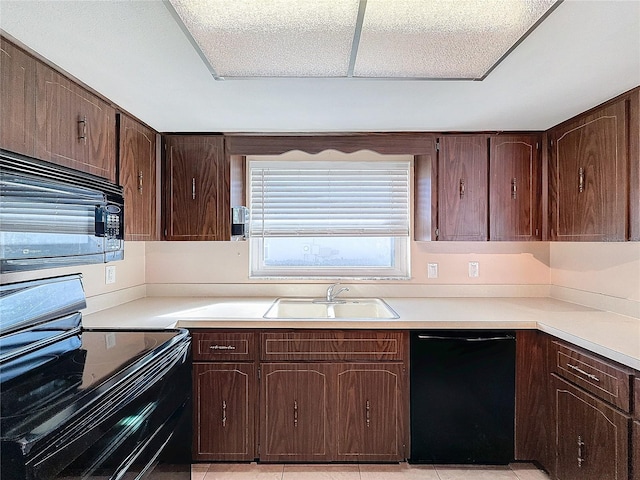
[169, 0, 360, 77]
[354, 0, 559, 79]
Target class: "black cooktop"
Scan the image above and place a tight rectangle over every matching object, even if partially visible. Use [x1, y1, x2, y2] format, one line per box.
[0, 328, 187, 445]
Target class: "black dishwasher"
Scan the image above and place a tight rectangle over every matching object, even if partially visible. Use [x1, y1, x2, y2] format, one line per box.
[410, 330, 516, 464]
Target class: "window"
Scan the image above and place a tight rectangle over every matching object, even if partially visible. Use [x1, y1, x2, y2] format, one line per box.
[248, 153, 411, 279]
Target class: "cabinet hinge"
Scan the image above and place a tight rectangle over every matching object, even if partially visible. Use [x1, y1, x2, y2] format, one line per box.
[435, 141, 440, 152]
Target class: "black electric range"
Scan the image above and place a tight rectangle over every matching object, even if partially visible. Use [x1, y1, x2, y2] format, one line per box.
[0, 274, 192, 480]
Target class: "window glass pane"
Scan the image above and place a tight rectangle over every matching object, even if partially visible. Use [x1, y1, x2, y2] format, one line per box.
[263, 237, 395, 267]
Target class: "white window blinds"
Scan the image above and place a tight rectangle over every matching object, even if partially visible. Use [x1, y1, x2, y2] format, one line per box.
[249, 160, 410, 237]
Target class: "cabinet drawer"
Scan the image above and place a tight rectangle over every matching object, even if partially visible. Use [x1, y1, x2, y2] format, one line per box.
[551, 341, 632, 412]
[192, 331, 256, 361]
[261, 331, 407, 361]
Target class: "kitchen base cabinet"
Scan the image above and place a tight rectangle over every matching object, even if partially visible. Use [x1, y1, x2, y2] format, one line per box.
[191, 331, 257, 462]
[260, 363, 331, 462]
[633, 421, 640, 480]
[514, 331, 553, 471]
[193, 363, 256, 461]
[552, 374, 630, 480]
[336, 364, 405, 462]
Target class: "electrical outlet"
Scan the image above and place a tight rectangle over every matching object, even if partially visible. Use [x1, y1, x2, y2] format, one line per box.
[105, 265, 116, 284]
[468, 261, 479, 278]
[427, 263, 439, 279]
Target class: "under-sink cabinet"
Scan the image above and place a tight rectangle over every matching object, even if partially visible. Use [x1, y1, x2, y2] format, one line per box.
[190, 329, 408, 463]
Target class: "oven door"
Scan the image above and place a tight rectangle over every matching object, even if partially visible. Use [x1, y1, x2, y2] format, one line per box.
[47, 343, 192, 480]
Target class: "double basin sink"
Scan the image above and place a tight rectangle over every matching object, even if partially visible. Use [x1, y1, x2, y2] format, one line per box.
[263, 297, 399, 320]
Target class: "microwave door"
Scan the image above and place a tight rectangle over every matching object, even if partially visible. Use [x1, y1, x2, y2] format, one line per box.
[0, 174, 106, 266]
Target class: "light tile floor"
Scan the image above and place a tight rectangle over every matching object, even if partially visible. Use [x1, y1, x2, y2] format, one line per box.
[192, 462, 550, 480]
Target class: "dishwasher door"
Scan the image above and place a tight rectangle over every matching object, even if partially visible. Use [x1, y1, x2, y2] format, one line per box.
[409, 331, 516, 464]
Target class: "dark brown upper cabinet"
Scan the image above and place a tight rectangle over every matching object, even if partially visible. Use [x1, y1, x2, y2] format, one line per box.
[119, 114, 158, 241]
[548, 99, 628, 241]
[489, 134, 541, 241]
[34, 62, 116, 182]
[629, 89, 640, 242]
[163, 135, 229, 241]
[437, 135, 489, 241]
[0, 37, 36, 157]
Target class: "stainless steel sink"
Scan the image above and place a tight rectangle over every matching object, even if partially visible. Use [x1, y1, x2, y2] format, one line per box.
[263, 297, 399, 319]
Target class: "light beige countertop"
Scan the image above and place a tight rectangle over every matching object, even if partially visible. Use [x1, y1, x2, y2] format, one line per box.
[83, 296, 640, 371]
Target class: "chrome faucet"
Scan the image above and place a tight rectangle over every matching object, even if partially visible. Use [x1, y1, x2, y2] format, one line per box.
[326, 283, 349, 302]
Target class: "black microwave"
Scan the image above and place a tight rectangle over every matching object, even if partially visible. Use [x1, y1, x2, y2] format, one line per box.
[0, 149, 124, 273]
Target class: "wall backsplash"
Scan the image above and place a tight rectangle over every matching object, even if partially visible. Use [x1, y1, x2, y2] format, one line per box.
[1, 241, 637, 318]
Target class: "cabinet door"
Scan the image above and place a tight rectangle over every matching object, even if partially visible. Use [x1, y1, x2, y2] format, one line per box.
[35, 62, 116, 181]
[335, 364, 405, 461]
[549, 100, 627, 241]
[119, 114, 158, 240]
[164, 135, 229, 240]
[193, 363, 256, 461]
[490, 135, 541, 240]
[0, 37, 36, 156]
[438, 135, 489, 240]
[260, 363, 331, 462]
[553, 375, 629, 480]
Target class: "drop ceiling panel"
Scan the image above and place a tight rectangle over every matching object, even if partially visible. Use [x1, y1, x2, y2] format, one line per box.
[354, 0, 559, 78]
[169, 0, 360, 77]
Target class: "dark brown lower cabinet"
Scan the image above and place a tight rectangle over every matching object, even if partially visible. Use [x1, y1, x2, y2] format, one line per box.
[260, 363, 331, 462]
[260, 361, 406, 463]
[193, 363, 256, 461]
[335, 364, 405, 462]
[552, 374, 630, 480]
[633, 421, 640, 480]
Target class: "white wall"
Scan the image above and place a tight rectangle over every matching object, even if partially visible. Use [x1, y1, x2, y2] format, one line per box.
[550, 242, 640, 317]
[144, 240, 550, 298]
[0, 242, 147, 314]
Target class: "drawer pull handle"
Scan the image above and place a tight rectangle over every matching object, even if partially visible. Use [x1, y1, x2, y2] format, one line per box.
[222, 400, 227, 427]
[209, 344, 236, 350]
[511, 178, 517, 199]
[192, 178, 196, 200]
[294, 400, 298, 427]
[366, 400, 371, 428]
[459, 178, 465, 199]
[138, 171, 143, 193]
[567, 363, 600, 382]
[577, 435, 585, 468]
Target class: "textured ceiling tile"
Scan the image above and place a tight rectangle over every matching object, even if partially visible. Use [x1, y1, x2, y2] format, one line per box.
[354, 0, 558, 78]
[170, 0, 360, 77]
